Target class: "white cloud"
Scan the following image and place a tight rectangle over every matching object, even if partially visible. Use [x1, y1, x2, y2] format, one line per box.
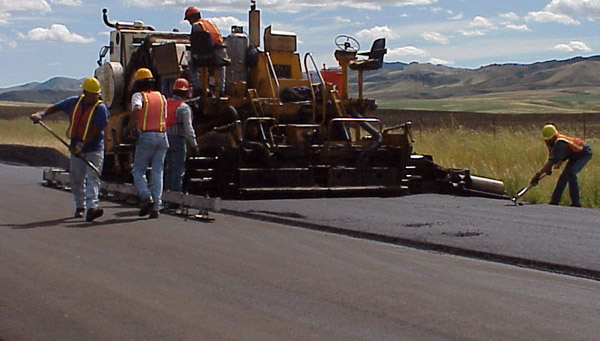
[450, 13, 463, 20]
[506, 23, 531, 31]
[387, 45, 428, 58]
[526, 10, 580, 25]
[471, 16, 495, 29]
[545, 0, 600, 18]
[207, 16, 245, 31]
[552, 40, 592, 52]
[421, 31, 449, 44]
[0, 0, 52, 12]
[0, 0, 52, 25]
[121, 0, 439, 13]
[26, 24, 94, 43]
[335, 16, 351, 23]
[500, 12, 519, 21]
[459, 29, 486, 36]
[429, 57, 452, 65]
[50, 0, 81, 5]
[0, 0, 51, 25]
[356, 25, 398, 40]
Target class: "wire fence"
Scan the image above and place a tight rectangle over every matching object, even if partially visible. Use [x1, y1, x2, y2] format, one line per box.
[376, 109, 600, 140]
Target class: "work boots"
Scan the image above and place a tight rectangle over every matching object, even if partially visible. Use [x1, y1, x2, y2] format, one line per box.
[86, 207, 104, 222]
[139, 197, 154, 217]
[74, 208, 85, 218]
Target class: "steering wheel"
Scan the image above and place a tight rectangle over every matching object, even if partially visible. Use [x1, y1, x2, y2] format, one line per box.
[335, 35, 360, 53]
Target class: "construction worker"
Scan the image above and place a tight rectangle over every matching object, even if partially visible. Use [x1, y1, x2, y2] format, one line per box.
[131, 68, 169, 219]
[30, 77, 109, 222]
[164, 78, 198, 193]
[530, 124, 592, 207]
[184, 6, 228, 96]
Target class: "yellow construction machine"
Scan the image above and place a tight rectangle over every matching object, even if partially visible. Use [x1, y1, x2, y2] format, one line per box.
[93, 1, 505, 199]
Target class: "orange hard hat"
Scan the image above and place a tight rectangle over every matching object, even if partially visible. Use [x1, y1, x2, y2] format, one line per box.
[184, 6, 200, 20]
[173, 78, 189, 92]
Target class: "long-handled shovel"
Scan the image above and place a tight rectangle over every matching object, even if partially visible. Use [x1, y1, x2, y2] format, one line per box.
[511, 173, 547, 206]
[35, 120, 101, 177]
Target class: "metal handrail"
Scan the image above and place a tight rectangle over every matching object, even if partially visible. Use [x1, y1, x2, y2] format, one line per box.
[265, 52, 280, 98]
[303, 53, 328, 125]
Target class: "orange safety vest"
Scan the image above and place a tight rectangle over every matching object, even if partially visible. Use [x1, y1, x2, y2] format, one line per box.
[137, 91, 166, 132]
[556, 134, 584, 153]
[66, 94, 102, 140]
[195, 19, 224, 45]
[166, 99, 184, 127]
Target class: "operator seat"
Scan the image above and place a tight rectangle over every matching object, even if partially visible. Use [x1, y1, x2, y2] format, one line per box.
[348, 38, 386, 100]
[349, 38, 386, 71]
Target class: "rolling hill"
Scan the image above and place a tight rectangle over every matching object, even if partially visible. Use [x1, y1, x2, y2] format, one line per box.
[0, 77, 82, 104]
[355, 55, 600, 101]
[2, 56, 600, 113]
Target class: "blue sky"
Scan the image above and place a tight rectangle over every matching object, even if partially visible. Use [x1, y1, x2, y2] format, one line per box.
[0, 0, 598, 88]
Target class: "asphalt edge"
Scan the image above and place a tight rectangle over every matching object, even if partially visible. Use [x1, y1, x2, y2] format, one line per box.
[221, 208, 600, 282]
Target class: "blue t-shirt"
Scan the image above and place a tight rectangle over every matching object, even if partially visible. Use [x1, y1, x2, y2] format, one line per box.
[56, 96, 110, 153]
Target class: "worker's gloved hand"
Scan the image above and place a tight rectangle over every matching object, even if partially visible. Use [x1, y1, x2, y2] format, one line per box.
[70, 142, 84, 157]
[30, 112, 44, 123]
[530, 174, 540, 186]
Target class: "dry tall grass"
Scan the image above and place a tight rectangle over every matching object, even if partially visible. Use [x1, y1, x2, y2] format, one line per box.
[0, 116, 69, 153]
[414, 125, 599, 207]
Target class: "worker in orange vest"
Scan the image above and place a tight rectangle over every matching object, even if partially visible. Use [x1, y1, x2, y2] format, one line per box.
[184, 6, 228, 97]
[131, 68, 169, 218]
[30, 77, 109, 222]
[530, 124, 592, 207]
[164, 78, 198, 194]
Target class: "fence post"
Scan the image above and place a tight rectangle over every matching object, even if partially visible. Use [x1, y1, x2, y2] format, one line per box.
[583, 114, 586, 140]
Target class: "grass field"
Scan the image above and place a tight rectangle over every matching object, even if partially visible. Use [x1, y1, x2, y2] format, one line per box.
[377, 87, 600, 114]
[414, 126, 599, 208]
[0, 116, 69, 153]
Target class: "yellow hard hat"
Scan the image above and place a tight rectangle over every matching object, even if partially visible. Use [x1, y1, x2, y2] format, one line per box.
[134, 68, 154, 81]
[81, 77, 101, 94]
[542, 124, 558, 140]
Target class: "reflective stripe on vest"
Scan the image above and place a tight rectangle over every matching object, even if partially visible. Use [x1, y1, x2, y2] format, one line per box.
[66, 94, 101, 140]
[556, 134, 584, 153]
[166, 99, 184, 127]
[138, 91, 166, 132]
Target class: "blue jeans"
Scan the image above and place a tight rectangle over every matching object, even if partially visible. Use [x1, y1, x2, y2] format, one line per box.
[132, 132, 169, 211]
[70, 150, 104, 210]
[551, 147, 592, 206]
[164, 134, 187, 193]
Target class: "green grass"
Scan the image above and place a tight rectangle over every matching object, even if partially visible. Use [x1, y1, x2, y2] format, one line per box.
[414, 126, 600, 208]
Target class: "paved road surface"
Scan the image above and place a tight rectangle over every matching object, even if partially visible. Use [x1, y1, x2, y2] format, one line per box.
[1, 163, 600, 339]
[222, 193, 600, 278]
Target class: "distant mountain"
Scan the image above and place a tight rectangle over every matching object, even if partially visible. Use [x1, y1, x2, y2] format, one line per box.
[354, 56, 600, 100]
[0, 77, 82, 103]
[2, 56, 600, 104]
